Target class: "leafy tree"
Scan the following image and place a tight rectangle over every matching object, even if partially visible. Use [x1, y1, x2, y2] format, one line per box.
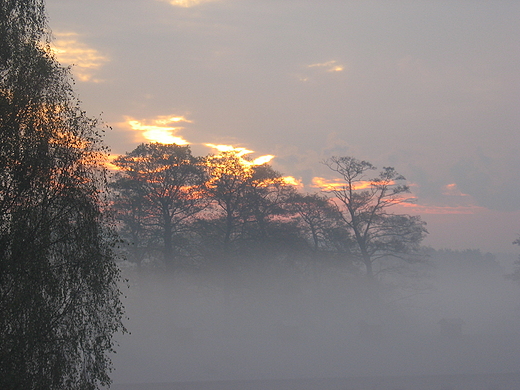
[202, 150, 259, 257]
[238, 164, 297, 247]
[0, 1, 124, 389]
[111, 143, 206, 269]
[202, 150, 296, 261]
[323, 156, 427, 277]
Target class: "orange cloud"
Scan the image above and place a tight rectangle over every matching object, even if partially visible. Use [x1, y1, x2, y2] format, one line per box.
[442, 183, 471, 198]
[104, 154, 122, 171]
[125, 115, 191, 145]
[206, 144, 275, 167]
[206, 144, 253, 157]
[282, 176, 303, 188]
[308, 60, 345, 73]
[251, 155, 275, 166]
[311, 177, 372, 191]
[51, 32, 109, 82]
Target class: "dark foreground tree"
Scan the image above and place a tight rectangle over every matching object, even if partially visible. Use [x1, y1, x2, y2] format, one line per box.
[0, 1, 125, 389]
[323, 156, 427, 277]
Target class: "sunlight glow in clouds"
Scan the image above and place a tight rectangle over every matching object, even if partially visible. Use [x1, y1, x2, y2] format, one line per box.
[158, 0, 219, 7]
[206, 144, 252, 156]
[282, 176, 302, 187]
[122, 116, 295, 184]
[442, 183, 470, 197]
[206, 144, 275, 167]
[51, 32, 109, 82]
[122, 114, 279, 169]
[311, 177, 372, 191]
[204, 144, 301, 187]
[396, 183, 482, 215]
[105, 154, 122, 171]
[126, 115, 191, 145]
[308, 60, 344, 73]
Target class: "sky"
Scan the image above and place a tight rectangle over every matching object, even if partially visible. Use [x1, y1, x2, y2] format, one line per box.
[44, 0, 520, 254]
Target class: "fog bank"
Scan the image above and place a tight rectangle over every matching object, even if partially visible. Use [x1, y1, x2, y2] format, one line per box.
[110, 252, 520, 384]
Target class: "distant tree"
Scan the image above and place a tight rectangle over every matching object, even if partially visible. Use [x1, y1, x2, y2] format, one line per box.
[282, 192, 355, 286]
[288, 193, 344, 254]
[0, 1, 124, 389]
[430, 248, 500, 274]
[323, 156, 427, 277]
[111, 143, 206, 269]
[506, 237, 520, 284]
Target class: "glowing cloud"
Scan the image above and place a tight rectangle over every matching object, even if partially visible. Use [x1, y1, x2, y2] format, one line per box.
[206, 144, 253, 157]
[308, 60, 345, 73]
[206, 144, 275, 167]
[104, 154, 122, 171]
[251, 155, 275, 166]
[311, 177, 346, 190]
[126, 116, 191, 145]
[158, 0, 219, 7]
[442, 183, 471, 197]
[311, 177, 372, 191]
[282, 176, 302, 187]
[155, 116, 193, 125]
[51, 32, 109, 82]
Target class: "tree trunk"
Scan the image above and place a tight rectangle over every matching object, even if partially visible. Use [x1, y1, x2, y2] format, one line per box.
[163, 212, 173, 267]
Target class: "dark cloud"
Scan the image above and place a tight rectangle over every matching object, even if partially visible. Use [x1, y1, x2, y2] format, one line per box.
[452, 149, 520, 212]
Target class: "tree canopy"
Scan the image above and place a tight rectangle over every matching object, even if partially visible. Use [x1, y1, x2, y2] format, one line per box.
[111, 143, 206, 268]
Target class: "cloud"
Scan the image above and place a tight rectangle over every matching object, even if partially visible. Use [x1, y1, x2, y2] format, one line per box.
[205, 144, 253, 157]
[157, 0, 220, 7]
[124, 115, 192, 145]
[451, 150, 520, 212]
[308, 60, 345, 73]
[205, 144, 275, 167]
[442, 183, 470, 197]
[295, 60, 346, 82]
[282, 176, 303, 188]
[322, 132, 351, 157]
[105, 154, 123, 171]
[398, 202, 485, 216]
[311, 177, 373, 191]
[51, 32, 109, 83]
[121, 118, 278, 168]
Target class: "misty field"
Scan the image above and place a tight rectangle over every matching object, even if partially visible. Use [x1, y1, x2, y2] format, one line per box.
[111, 372, 520, 390]
[109, 251, 520, 388]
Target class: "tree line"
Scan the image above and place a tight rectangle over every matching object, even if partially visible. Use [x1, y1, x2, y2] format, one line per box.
[110, 143, 428, 278]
